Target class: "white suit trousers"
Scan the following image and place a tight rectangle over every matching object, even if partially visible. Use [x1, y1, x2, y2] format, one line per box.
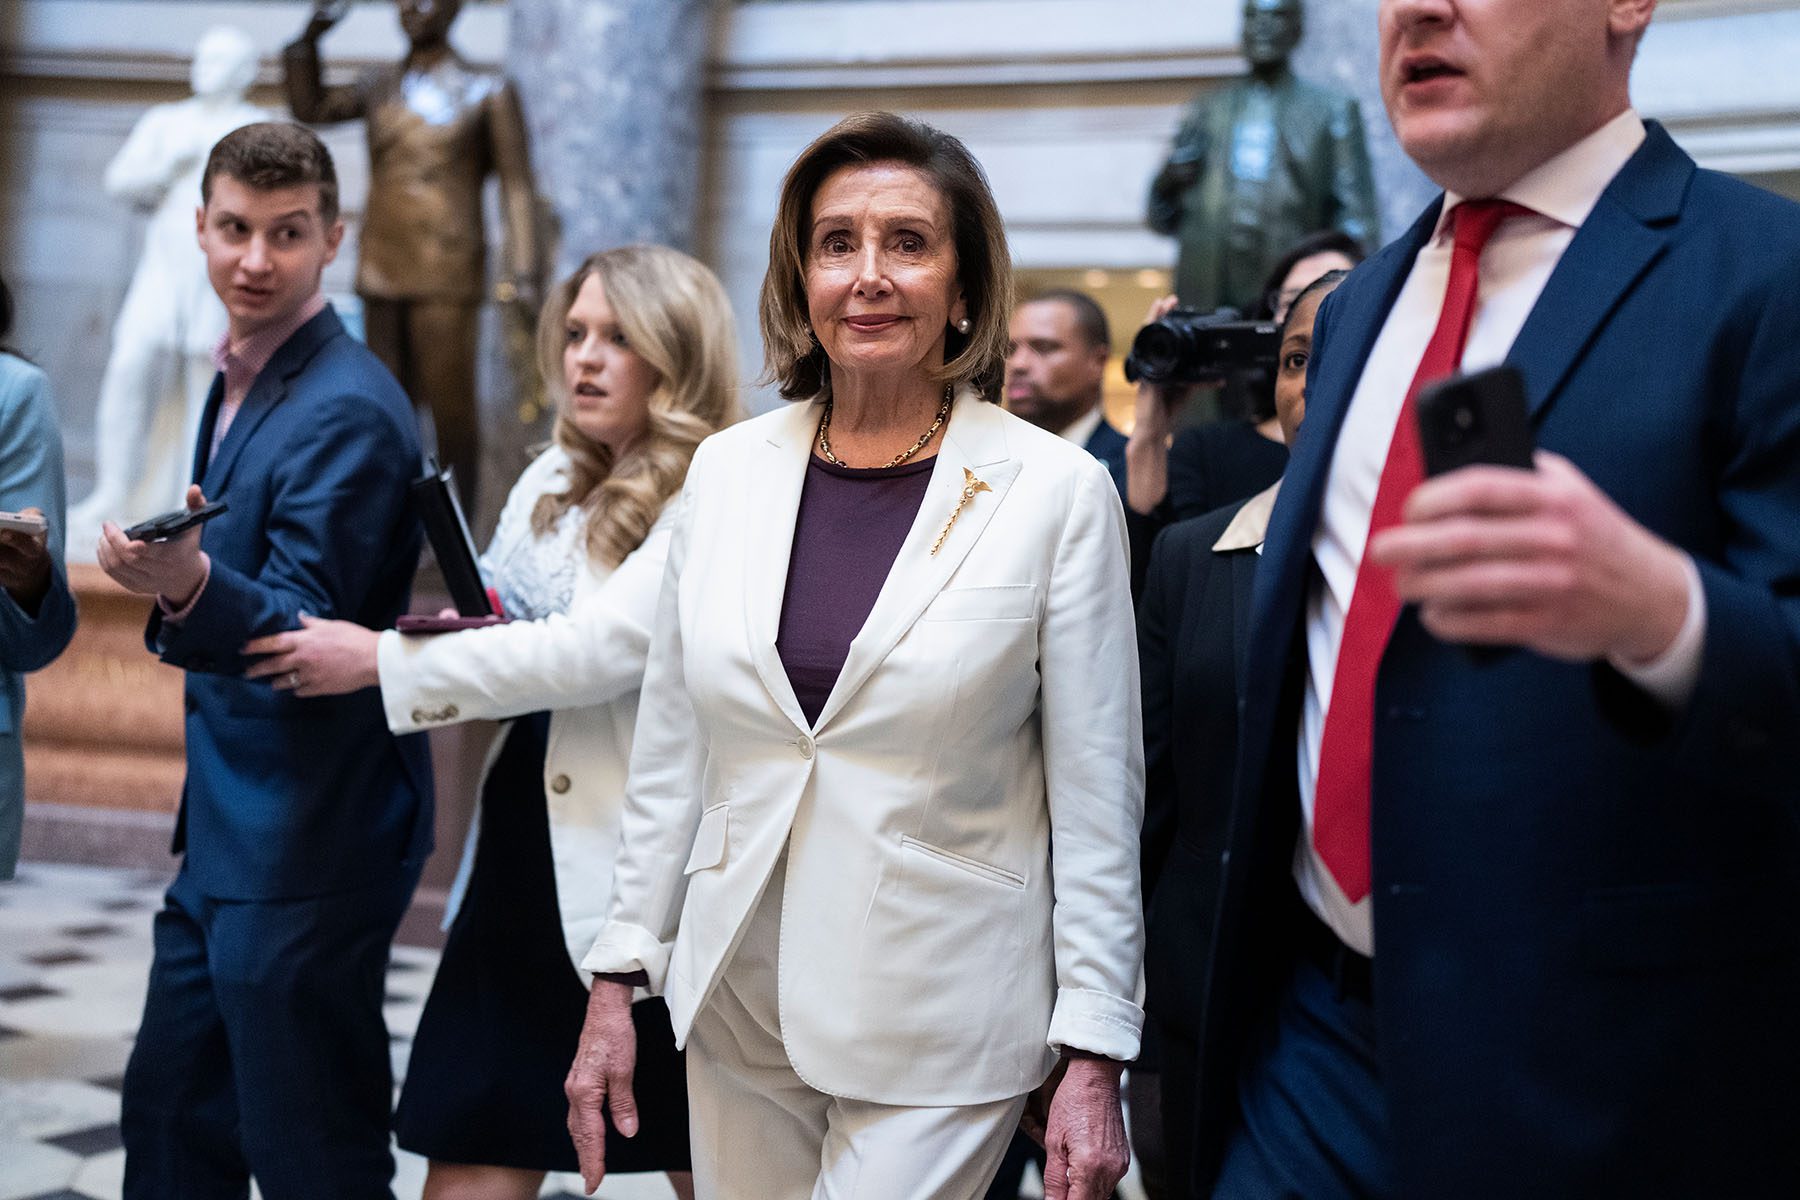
[684, 853, 1029, 1200]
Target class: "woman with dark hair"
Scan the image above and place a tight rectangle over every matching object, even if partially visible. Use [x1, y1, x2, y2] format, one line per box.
[1137, 269, 1348, 1199]
[241, 245, 740, 1200]
[0, 273, 78, 878]
[567, 112, 1145, 1200]
[1253, 228, 1366, 323]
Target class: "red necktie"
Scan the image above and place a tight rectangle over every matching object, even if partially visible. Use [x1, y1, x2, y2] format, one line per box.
[1311, 199, 1531, 904]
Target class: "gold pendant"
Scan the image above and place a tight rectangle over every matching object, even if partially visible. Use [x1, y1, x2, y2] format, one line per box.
[931, 468, 992, 556]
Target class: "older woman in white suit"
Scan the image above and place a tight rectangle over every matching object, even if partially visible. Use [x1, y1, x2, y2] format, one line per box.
[244, 245, 740, 1200]
[567, 113, 1144, 1200]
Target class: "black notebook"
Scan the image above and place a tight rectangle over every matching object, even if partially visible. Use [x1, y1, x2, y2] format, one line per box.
[410, 458, 493, 617]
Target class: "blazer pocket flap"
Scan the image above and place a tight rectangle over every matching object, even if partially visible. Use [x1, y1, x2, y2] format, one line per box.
[923, 584, 1038, 622]
[684, 802, 729, 875]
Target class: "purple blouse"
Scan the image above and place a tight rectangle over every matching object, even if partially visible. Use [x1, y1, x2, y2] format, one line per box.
[776, 453, 935, 726]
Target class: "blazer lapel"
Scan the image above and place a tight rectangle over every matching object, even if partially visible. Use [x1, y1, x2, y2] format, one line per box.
[741, 401, 820, 732]
[1508, 122, 1687, 421]
[811, 390, 1019, 732]
[202, 307, 344, 497]
[192, 373, 226, 484]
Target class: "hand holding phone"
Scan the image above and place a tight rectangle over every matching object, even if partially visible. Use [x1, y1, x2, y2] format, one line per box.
[125, 499, 229, 543]
[0, 510, 49, 537]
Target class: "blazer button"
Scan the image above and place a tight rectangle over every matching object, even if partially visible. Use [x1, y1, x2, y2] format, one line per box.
[444, 704, 459, 720]
[411, 708, 427, 724]
[796, 735, 815, 760]
[550, 774, 572, 794]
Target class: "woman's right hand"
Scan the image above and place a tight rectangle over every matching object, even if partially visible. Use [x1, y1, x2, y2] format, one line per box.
[240, 614, 380, 696]
[566, 980, 639, 1195]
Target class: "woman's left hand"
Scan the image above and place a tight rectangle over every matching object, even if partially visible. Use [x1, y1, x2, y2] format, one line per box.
[242, 613, 381, 697]
[1041, 1056, 1130, 1200]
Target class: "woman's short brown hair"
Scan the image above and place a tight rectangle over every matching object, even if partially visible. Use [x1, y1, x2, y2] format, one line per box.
[759, 112, 1013, 404]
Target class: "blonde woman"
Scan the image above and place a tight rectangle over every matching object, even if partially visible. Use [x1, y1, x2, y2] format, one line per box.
[243, 244, 740, 1200]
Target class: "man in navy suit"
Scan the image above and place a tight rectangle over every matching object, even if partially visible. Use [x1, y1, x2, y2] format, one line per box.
[1005, 289, 1128, 491]
[1199, 0, 1800, 1196]
[97, 122, 432, 1199]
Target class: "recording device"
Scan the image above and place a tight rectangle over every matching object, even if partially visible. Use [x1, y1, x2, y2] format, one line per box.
[124, 500, 229, 542]
[1123, 307, 1280, 386]
[410, 458, 492, 618]
[0, 511, 48, 536]
[1416, 365, 1536, 476]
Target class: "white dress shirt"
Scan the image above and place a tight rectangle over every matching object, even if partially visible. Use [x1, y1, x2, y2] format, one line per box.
[1295, 110, 1707, 955]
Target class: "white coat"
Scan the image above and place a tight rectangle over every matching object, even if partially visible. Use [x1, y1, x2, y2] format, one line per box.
[582, 389, 1146, 1107]
[377, 455, 672, 978]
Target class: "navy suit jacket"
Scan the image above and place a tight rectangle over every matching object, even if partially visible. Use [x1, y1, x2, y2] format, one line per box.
[1203, 123, 1800, 1197]
[1083, 417, 1128, 495]
[147, 306, 433, 901]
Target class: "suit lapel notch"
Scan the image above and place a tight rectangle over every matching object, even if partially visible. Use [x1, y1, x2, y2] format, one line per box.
[201, 307, 342, 495]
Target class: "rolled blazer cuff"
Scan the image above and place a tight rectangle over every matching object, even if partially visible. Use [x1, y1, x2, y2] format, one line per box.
[1047, 985, 1144, 1062]
[579, 920, 673, 994]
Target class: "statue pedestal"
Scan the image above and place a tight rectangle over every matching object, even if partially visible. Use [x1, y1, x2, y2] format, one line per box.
[22, 564, 186, 863]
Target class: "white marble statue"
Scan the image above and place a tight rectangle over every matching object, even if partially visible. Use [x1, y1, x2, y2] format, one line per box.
[67, 26, 269, 554]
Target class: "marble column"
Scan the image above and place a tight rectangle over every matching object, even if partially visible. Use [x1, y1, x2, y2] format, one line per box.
[507, 0, 715, 275]
[1291, 0, 1435, 247]
[474, 0, 713, 530]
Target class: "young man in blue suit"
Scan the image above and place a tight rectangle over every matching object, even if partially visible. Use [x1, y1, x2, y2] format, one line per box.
[96, 122, 432, 1200]
[1199, 0, 1800, 1196]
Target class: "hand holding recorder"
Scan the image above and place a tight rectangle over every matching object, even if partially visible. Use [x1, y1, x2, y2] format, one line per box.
[96, 484, 222, 609]
[1370, 366, 1691, 665]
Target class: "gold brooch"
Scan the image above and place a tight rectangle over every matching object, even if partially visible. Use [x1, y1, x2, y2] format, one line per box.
[931, 468, 992, 556]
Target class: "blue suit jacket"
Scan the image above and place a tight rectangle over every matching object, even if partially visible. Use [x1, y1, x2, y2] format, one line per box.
[1083, 417, 1128, 495]
[0, 354, 77, 878]
[1204, 124, 1800, 1196]
[147, 306, 433, 901]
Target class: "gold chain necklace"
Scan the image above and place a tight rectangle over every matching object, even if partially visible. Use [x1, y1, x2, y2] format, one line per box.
[817, 385, 953, 469]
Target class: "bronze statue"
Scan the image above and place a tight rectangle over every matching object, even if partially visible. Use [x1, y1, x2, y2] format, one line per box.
[284, 0, 542, 506]
[1148, 0, 1379, 314]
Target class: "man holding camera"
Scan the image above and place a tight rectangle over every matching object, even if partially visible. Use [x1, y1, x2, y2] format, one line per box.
[97, 122, 431, 1200]
[1192, 0, 1800, 1196]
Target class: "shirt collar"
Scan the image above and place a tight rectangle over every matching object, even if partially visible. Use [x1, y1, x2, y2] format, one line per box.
[1213, 479, 1282, 553]
[211, 292, 328, 378]
[1435, 108, 1647, 237]
[1056, 404, 1106, 449]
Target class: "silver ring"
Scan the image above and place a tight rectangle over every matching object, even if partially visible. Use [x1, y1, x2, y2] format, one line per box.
[286, 671, 301, 689]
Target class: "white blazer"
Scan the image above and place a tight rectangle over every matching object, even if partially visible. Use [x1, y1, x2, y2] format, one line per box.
[582, 389, 1145, 1107]
[377, 480, 673, 979]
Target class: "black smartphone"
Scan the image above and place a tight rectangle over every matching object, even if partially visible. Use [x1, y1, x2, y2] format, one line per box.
[1416, 365, 1535, 476]
[124, 500, 230, 542]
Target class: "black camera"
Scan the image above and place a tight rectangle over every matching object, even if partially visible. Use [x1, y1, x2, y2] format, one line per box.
[1123, 308, 1280, 385]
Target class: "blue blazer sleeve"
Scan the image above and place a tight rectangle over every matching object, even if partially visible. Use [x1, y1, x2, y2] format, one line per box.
[151, 393, 417, 676]
[0, 357, 77, 674]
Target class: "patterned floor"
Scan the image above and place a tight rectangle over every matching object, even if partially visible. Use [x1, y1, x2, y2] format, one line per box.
[0, 862, 672, 1200]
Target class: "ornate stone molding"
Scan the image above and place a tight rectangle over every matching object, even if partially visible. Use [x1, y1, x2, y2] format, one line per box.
[1, 0, 1242, 89]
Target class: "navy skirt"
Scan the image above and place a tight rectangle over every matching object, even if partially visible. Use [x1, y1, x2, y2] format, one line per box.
[395, 713, 691, 1173]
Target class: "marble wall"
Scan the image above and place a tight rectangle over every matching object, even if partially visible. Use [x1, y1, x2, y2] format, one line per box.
[5, 0, 1800, 466]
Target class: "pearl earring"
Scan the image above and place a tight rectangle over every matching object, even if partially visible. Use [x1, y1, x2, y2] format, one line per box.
[956, 317, 972, 334]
